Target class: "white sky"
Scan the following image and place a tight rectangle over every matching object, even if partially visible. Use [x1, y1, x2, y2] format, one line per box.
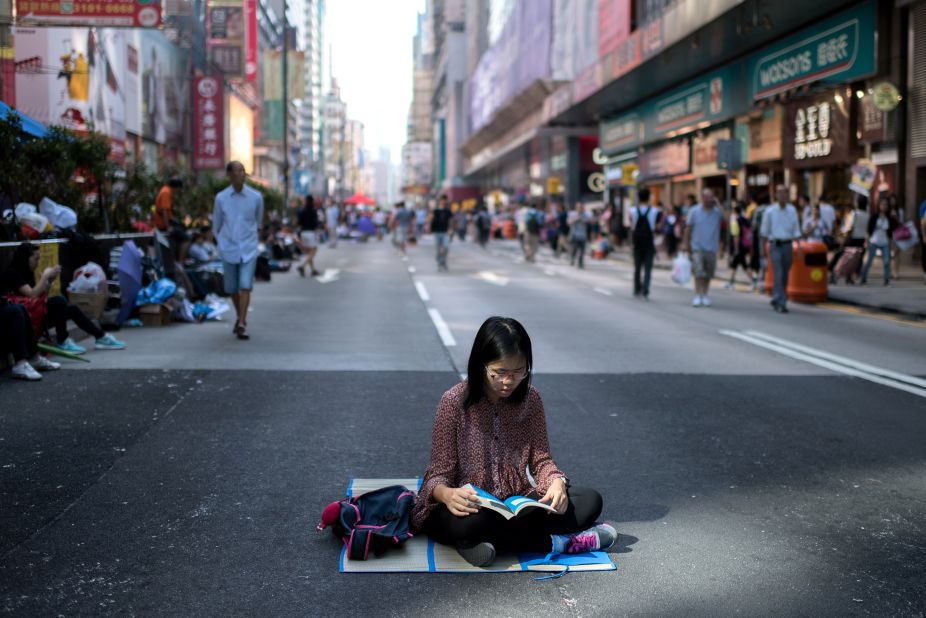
[326, 0, 426, 164]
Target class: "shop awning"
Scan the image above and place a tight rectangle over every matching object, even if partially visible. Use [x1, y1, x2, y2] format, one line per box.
[0, 102, 48, 138]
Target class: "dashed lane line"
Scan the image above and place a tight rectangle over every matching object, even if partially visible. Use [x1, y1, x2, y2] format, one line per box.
[428, 308, 457, 347]
[593, 287, 613, 296]
[414, 281, 430, 302]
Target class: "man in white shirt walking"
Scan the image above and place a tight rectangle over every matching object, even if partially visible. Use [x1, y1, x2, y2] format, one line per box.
[214, 161, 264, 340]
[760, 185, 802, 313]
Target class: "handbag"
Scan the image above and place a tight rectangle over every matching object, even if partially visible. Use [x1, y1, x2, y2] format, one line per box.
[893, 221, 919, 251]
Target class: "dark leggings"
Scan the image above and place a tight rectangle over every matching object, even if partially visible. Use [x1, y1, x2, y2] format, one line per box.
[0, 304, 38, 361]
[422, 486, 603, 554]
[45, 295, 103, 342]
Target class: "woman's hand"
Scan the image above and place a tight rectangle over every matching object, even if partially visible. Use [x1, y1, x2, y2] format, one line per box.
[539, 477, 569, 515]
[42, 266, 60, 280]
[438, 485, 480, 517]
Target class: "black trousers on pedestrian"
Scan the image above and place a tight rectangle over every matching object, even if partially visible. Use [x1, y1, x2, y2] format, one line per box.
[0, 304, 38, 361]
[633, 245, 655, 295]
[422, 486, 603, 554]
[571, 239, 586, 267]
[45, 295, 104, 342]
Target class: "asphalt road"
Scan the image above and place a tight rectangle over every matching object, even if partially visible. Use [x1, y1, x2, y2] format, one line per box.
[1, 236, 924, 617]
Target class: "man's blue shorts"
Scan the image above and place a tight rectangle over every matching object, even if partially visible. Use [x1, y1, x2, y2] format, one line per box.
[223, 258, 257, 294]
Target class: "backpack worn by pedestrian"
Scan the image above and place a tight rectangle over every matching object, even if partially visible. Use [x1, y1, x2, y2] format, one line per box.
[633, 207, 654, 248]
[526, 212, 541, 235]
[316, 485, 416, 560]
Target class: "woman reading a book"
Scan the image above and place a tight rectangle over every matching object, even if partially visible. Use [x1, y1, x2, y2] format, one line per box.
[411, 316, 615, 567]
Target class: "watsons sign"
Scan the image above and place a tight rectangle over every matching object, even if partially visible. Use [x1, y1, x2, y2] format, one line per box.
[748, 0, 876, 100]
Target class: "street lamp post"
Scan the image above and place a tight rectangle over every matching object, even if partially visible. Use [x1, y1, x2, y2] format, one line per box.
[282, 0, 290, 208]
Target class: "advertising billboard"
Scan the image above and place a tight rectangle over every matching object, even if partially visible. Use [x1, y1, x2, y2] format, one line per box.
[469, 0, 552, 134]
[14, 27, 126, 160]
[208, 0, 246, 78]
[597, 0, 630, 59]
[139, 30, 189, 145]
[15, 0, 162, 28]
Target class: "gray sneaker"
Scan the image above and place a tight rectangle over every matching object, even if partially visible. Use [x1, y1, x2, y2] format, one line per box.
[457, 541, 496, 567]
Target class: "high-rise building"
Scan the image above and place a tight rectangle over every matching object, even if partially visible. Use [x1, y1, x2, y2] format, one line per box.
[297, 0, 325, 196]
[322, 77, 347, 199]
[402, 3, 434, 200]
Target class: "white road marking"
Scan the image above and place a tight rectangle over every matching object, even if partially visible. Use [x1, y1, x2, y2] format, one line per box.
[428, 308, 457, 346]
[315, 268, 340, 283]
[743, 330, 926, 390]
[593, 287, 613, 296]
[408, 266, 416, 273]
[414, 281, 430, 302]
[720, 330, 926, 399]
[544, 268, 557, 276]
[476, 271, 509, 286]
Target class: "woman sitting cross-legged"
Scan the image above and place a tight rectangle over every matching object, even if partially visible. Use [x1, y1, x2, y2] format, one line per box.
[1, 242, 125, 353]
[411, 316, 615, 567]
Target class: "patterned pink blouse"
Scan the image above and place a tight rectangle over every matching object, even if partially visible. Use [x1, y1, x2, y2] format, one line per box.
[410, 381, 565, 532]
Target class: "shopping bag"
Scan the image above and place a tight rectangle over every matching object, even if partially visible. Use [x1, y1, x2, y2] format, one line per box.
[893, 221, 919, 251]
[672, 252, 692, 285]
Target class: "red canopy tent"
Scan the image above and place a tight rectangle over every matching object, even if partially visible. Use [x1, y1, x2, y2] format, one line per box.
[343, 192, 376, 205]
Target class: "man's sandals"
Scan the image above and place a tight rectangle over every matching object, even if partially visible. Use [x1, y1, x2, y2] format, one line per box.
[234, 322, 250, 340]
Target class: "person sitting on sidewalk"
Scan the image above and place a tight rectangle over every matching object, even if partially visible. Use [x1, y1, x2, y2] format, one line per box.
[411, 316, 616, 567]
[0, 297, 59, 380]
[1, 242, 125, 353]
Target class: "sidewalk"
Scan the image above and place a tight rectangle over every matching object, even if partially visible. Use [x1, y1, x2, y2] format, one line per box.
[617, 245, 925, 319]
[494, 238, 926, 320]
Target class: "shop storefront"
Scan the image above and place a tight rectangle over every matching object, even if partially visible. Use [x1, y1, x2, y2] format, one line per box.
[599, 63, 746, 208]
[744, 0, 878, 206]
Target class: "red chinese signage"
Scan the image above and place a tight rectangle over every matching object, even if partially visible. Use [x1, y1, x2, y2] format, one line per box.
[193, 76, 225, 170]
[244, 0, 257, 82]
[15, 0, 162, 27]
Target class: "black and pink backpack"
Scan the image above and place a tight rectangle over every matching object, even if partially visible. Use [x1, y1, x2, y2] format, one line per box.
[316, 485, 416, 560]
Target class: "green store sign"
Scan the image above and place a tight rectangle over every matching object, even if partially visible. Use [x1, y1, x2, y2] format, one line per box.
[600, 64, 746, 154]
[748, 0, 877, 100]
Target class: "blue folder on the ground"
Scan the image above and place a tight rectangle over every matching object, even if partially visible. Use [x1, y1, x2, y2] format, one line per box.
[339, 479, 616, 574]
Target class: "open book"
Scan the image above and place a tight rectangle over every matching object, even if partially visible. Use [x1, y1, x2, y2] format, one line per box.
[463, 483, 557, 520]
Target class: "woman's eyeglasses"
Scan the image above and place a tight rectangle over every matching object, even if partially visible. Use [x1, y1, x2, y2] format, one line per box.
[485, 367, 528, 382]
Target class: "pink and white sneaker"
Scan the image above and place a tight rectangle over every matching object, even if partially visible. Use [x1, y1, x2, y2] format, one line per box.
[563, 523, 617, 554]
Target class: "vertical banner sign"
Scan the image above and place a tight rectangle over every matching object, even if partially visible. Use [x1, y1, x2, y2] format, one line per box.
[193, 76, 224, 169]
[244, 0, 257, 82]
[207, 0, 245, 78]
[15, 0, 162, 27]
[0, 45, 14, 106]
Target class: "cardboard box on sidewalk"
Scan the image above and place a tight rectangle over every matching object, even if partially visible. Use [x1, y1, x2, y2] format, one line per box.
[139, 303, 172, 327]
[68, 291, 108, 321]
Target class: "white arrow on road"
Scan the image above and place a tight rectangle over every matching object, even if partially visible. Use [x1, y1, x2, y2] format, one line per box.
[315, 268, 340, 283]
[476, 271, 509, 286]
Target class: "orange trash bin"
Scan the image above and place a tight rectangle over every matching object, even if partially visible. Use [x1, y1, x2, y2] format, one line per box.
[763, 240, 828, 303]
[503, 220, 517, 240]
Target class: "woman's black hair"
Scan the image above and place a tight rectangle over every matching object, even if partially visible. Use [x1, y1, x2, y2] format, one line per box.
[463, 316, 533, 409]
[9, 242, 39, 287]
